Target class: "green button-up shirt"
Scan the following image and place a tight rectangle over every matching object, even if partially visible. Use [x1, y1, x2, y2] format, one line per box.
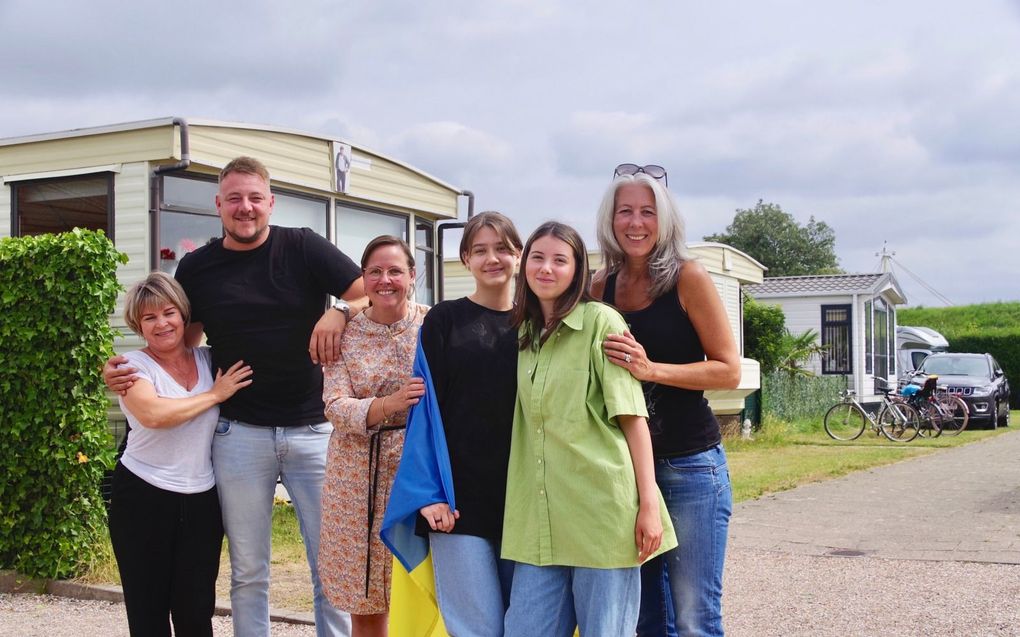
[501, 302, 677, 568]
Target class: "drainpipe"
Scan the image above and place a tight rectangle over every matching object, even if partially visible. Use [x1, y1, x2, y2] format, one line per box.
[435, 189, 476, 302]
[149, 118, 191, 270]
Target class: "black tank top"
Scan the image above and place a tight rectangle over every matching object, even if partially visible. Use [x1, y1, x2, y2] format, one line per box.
[603, 271, 721, 456]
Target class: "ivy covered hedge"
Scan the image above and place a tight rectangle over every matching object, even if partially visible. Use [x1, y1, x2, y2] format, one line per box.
[0, 229, 127, 578]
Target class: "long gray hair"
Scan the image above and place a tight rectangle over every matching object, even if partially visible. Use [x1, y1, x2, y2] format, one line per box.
[595, 173, 689, 299]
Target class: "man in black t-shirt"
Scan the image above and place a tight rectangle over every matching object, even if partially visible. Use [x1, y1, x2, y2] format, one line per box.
[105, 157, 366, 637]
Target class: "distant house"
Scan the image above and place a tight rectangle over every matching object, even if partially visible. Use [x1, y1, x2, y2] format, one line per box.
[745, 273, 907, 401]
[443, 241, 766, 422]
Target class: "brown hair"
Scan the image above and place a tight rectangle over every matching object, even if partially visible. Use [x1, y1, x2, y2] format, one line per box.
[510, 221, 593, 350]
[219, 156, 271, 184]
[123, 272, 191, 336]
[458, 211, 523, 265]
[360, 235, 415, 270]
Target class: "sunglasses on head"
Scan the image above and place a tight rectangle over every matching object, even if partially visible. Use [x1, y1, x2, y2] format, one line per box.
[613, 163, 668, 186]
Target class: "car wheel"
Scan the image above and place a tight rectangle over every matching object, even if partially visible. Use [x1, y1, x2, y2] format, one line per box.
[989, 407, 999, 430]
[1001, 404, 1011, 427]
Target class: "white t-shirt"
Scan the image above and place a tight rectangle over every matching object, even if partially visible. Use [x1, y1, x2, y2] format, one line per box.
[117, 346, 217, 493]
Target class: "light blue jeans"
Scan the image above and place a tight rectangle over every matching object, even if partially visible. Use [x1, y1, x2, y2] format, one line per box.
[638, 444, 732, 637]
[430, 533, 514, 637]
[504, 563, 640, 637]
[213, 419, 351, 637]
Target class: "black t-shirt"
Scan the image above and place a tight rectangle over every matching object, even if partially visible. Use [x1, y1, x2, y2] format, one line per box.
[416, 297, 518, 540]
[175, 226, 361, 427]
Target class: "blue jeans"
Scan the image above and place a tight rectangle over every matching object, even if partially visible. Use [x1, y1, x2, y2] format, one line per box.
[430, 533, 514, 637]
[213, 419, 351, 637]
[638, 444, 732, 637]
[504, 563, 639, 637]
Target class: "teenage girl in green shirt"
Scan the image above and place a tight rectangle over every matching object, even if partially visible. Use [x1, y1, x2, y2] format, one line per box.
[502, 221, 676, 636]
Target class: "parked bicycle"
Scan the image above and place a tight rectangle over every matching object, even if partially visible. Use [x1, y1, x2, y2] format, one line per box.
[905, 373, 966, 436]
[824, 383, 921, 442]
[902, 376, 946, 438]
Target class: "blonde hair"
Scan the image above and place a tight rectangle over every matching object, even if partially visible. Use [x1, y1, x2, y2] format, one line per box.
[595, 173, 689, 299]
[123, 272, 191, 336]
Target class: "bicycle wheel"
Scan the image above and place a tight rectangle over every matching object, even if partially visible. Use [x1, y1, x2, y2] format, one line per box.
[915, 403, 943, 438]
[824, 402, 867, 440]
[879, 402, 920, 442]
[937, 395, 969, 435]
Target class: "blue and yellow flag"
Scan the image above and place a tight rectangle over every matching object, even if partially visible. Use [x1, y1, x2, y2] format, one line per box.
[381, 335, 454, 637]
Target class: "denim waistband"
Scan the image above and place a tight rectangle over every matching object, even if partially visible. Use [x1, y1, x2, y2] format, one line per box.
[655, 442, 723, 462]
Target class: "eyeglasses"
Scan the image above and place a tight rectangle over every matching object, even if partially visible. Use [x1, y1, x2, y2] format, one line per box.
[613, 163, 668, 186]
[364, 267, 409, 281]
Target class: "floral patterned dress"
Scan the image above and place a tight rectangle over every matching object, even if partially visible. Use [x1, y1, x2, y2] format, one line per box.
[319, 303, 428, 614]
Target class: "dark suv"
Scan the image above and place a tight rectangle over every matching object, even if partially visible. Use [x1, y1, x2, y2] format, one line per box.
[907, 353, 1011, 429]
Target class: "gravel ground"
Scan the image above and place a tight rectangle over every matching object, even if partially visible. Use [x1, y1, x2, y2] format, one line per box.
[0, 594, 316, 637]
[4, 546, 1018, 636]
[724, 547, 1020, 636]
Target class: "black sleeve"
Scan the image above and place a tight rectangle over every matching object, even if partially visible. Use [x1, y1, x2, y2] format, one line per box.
[300, 228, 362, 298]
[419, 303, 449, 401]
[173, 252, 201, 323]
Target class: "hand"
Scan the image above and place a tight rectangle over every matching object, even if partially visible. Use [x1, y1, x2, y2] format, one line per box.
[104, 355, 137, 396]
[635, 504, 663, 563]
[603, 330, 653, 381]
[210, 360, 254, 402]
[309, 308, 347, 365]
[419, 502, 459, 533]
[386, 377, 426, 416]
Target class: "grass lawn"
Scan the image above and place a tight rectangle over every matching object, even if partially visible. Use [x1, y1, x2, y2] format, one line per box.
[724, 412, 1015, 503]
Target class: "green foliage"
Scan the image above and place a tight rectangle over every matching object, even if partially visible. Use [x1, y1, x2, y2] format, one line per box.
[743, 297, 786, 374]
[762, 371, 846, 422]
[900, 302, 1020, 407]
[898, 302, 1020, 332]
[705, 199, 841, 276]
[0, 229, 127, 578]
[777, 329, 827, 378]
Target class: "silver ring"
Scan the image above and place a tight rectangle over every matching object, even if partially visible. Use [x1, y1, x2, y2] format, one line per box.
[624, 353, 632, 363]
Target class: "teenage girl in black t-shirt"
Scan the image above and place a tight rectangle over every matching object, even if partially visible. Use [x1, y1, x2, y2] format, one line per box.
[416, 212, 523, 636]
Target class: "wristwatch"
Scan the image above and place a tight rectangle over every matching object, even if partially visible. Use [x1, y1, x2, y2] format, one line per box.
[331, 299, 351, 322]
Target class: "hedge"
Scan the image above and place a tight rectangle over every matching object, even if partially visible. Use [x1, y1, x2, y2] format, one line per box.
[0, 229, 127, 578]
[762, 371, 846, 423]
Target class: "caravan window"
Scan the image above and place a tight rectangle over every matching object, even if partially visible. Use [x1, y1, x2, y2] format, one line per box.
[12, 174, 113, 239]
[820, 304, 852, 374]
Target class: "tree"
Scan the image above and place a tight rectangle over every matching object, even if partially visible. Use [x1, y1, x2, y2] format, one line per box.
[705, 200, 841, 276]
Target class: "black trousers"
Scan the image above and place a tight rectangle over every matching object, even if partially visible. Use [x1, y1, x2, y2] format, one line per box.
[108, 462, 224, 637]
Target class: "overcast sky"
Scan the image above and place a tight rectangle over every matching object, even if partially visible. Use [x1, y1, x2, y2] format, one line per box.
[2, 0, 1018, 306]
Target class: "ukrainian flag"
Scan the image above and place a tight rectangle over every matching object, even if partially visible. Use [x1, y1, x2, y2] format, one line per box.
[381, 336, 453, 637]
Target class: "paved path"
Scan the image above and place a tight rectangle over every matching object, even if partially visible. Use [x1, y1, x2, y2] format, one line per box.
[729, 429, 1020, 564]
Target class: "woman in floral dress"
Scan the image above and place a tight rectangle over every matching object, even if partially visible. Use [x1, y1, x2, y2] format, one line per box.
[319, 235, 429, 637]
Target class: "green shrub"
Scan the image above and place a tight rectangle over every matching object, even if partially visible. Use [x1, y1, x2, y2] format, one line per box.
[0, 229, 127, 579]
[743, 297, 786, 374]
[762, 371, 845, 422]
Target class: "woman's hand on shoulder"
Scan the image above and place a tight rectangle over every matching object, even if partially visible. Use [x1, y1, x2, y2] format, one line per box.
[420, 502, 459, 533]
[210, 360, 254, 403]
[603, 330, 654, 382]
